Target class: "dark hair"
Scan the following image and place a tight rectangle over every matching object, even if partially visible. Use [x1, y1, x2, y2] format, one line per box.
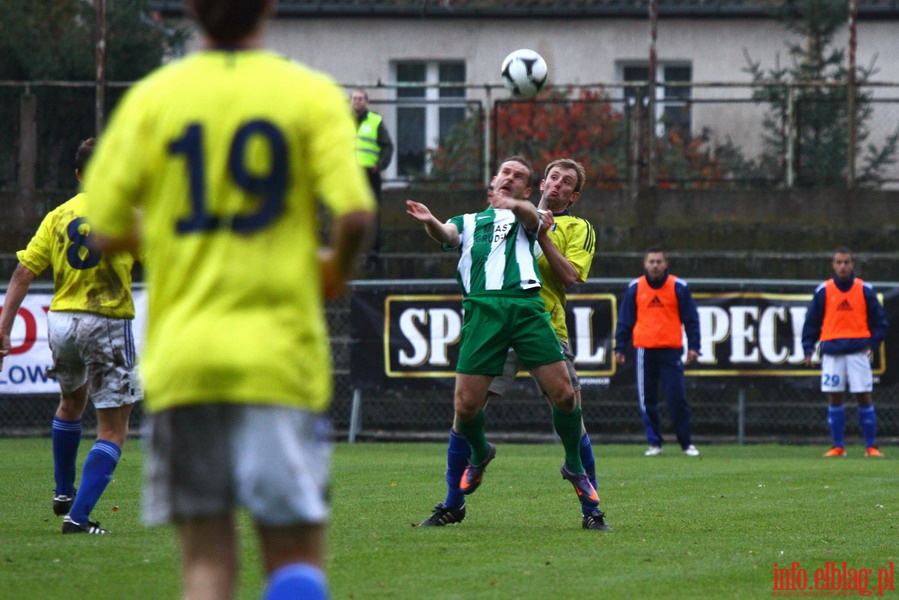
[188, 0, 269, 44]
[499, 155, 534, 183]
[833, 246, 853, 259]
[75, 138, 96, 172]
[645, 245, 665, 257]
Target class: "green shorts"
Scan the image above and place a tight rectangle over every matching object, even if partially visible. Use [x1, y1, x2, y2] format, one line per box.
[456, 293, 564, 376]
[487, 339, 580, 397]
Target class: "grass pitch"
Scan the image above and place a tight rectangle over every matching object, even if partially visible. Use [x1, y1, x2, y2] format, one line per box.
[0, 440, 895, 599]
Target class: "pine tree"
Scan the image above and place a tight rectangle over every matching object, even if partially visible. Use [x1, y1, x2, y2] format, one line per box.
[744, 0, 898, 188]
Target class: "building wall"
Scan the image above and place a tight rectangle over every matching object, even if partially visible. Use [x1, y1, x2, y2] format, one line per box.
[176, 16, 899, 87]
[260, 17, 899, 85]
[170, 16, 899, 174]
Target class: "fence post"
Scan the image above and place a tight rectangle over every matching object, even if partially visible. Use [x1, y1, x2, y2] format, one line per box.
[95, 0, 106, 135]
[17, 90, 37, 224]
[786, 86, 796, 188]
[483, 90, 492, 188]
[847, 0, 858, 188]
[647, 0, 657, 188]
[627, 90, 643, 195]
[348, 388, 362, 443]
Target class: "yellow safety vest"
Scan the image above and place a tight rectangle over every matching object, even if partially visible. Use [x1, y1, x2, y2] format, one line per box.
[356, 112, 382, 168]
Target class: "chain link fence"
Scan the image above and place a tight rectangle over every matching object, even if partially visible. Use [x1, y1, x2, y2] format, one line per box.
[2, 78, 899, 444]
[4, 80, 899, 198]
[4, 288, 898, 445]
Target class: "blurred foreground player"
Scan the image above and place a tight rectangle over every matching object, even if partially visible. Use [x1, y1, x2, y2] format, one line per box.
[83, 0, 375, 598]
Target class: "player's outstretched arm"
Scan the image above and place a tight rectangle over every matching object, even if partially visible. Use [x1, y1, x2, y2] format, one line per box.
[406, 200, 459, 247]
[489, 190, 539, 232]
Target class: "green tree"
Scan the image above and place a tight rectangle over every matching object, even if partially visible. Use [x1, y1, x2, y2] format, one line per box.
[744, 0, 899, 188]
[424, 88, 629, 189]
[0, 0, 186, 190]
[425, 87, 742, 190]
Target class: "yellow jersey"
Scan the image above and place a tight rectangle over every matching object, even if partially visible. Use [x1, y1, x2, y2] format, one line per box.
[537, 212, 596, 341]
[16, 193, 135, 318]
[83, 49, 375, 413]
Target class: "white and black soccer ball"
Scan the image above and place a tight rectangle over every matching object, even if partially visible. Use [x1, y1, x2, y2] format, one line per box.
[501, 49, 548, 99]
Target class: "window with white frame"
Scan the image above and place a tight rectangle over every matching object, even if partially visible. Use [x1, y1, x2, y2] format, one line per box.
[621, 63, 692, 137]
[392, 60, 466, 180]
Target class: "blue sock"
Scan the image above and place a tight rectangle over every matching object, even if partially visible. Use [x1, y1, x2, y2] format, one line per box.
[444, 429, 471, 509]
[52, 417, 82, 496]
[68, 440, 120, 523]
[579, 433, 598, 515]
[827, 405, 846, 449]
[264, 563, 328, 600]
[857, 405, 877, 448]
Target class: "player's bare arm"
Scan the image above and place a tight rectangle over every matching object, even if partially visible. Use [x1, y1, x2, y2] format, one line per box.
[0, 264, 36, 370]
[488, 190, 540, 231]
[536, 213, 580, 288]
[406, 199, 460, 246]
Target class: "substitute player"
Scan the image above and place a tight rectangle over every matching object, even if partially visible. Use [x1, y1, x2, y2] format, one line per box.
[0, 137, 141, 534]
[801, 247, 888, 458]
[420, 158, 610, 531]
[82, 0, 375, 598]
[615, 248, 701, 457]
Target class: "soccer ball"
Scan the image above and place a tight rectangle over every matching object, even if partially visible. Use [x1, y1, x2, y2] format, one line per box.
[501, 49, 548, 99]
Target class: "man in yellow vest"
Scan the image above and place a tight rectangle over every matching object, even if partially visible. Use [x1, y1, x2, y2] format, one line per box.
[351, 89, 394, 258]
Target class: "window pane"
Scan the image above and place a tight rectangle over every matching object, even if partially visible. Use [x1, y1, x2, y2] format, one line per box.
[664, 65, 691, 101]
[397, 106, 425, 176]
[663, 65, 692, 133]
[439, 62, 465, 98]
[396, 62, 426, 175]
[396, 63, 426, 98]
[622, 66, 649, 105]
[394, 60, 467, 178]
[664, 65, 692, 82]
[438, 62, 466, 146]
[623, 66, 649, 82]
[439, 107, 466, 146]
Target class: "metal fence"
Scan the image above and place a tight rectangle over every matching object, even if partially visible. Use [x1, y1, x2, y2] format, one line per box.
[3, 80, 899, 201]
[3, 77, 899, 444]
[2, 286, 898, 445]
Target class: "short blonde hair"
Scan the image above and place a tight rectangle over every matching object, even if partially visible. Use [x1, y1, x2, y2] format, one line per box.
[543, 158, 586, 193]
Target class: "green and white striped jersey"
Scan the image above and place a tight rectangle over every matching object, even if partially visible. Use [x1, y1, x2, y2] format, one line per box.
[446, 207, 542, 296]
